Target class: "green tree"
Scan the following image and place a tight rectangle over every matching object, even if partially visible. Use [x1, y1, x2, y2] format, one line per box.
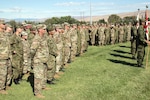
[108, 14, 122, 24]
[98, 19, 107, 24]
[123, 16, 137, 24]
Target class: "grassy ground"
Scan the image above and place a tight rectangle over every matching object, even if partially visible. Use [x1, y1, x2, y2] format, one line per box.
[1, 42, 150, 100]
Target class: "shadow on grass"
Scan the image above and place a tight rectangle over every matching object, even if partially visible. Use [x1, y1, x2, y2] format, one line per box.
[113, 50, 131, 54]
[27, 73, 34, 93]
[110, 53, 133, 60]
[119, 45, 131, 48]
[107, 59, 138, 67]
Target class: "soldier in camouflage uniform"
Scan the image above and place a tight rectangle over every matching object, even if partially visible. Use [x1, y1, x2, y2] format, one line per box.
[70, 24, 78, 61]
[80, 24, 86, 54]
[76, 25, 81, 56]
[28, 25, 37, 46]
[53, 25, 64, 74]
[85, 25, 90, 51]
[131, 21, 139, 59]
[63, 23, 71, 64]
[118, 24, 124, 43]
[30, 24, 50, 98]
[110, 25, 115, 45]
[21, 31, 31, 74]
[10, 25, 23, 84]
[47, 26, 58, 84]
[136, 20, 147, 67]
[0, 20, 11, 94]
[5, 24, 13, 88]
[104, 24, 110, 45]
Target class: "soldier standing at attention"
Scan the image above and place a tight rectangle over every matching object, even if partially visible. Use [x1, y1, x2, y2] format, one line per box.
[30, 24, 50, 98]
[131, 21, 139, 59]
[10, 25, 23, 84]
[21, 31, 31, 75]
[137, 19, 147, 67]
[47, 26, 58, 84]
[5, 24, 13, 89]
[0, 20, 11, 94]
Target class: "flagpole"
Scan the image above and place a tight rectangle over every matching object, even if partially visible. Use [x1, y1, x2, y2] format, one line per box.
[145, 5, 149, 69]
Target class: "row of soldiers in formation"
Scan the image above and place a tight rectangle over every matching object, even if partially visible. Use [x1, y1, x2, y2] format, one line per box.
[0, 19, 147, 98]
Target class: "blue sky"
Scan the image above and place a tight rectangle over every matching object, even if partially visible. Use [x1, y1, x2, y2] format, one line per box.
[0, 0, 149, 19]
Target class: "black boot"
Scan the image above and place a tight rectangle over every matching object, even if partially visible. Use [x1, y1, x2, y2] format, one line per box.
[14, 79, 20, 84]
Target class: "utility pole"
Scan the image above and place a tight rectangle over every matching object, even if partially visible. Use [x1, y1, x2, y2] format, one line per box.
[90, 0, 92, 25]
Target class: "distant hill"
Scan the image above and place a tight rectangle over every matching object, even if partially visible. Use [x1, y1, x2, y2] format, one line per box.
[1, 10, 150, 22]
[79, 10, 150, 22]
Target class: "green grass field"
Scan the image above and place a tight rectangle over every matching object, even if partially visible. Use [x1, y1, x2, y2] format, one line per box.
[1, 42, 150, 100]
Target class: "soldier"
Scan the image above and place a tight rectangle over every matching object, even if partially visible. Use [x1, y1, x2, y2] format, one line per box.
[28, 25, 37, 46]
[21, 31, 31, 75]
[5, 24, 13, 88]
[76, 24, 81, 56]
[52, 25, 63, 74]
[131, 21, 139, 59]
[110, 25, 115, 45]
[136, 19, 147, 67]
[63, 23, 71, 64]
[47, 26, 58, 84]
[30, 24, 50, 98]
[80, 24, 86, 54]
[10, 25, 23, 84]
[0, 20, 10, 94]
[70, 24, 78, 61]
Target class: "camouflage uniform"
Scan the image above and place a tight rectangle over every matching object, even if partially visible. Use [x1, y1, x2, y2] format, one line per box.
[0, 30, 11, 92]
[110, 26, 115, 44]
[77, 26, 81, 56]
[118, 25, 124, 43]
[137, 23, 146, 67]
[30, 30, 49, 96]
[63, 28, 71, 64]
[70, 26, 78, 61]
[21, 32, 31, 74]
[131, 25, 138, 59]
[4, 24, 13, 87]
[53, 30, 63, 73]
[47, 35, 58, 82]
[10, 32, 23, 82]
[80, 27, 86, 54]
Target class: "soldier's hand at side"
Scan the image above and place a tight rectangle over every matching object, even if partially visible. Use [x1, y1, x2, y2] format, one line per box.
[145, 40, 150, 45]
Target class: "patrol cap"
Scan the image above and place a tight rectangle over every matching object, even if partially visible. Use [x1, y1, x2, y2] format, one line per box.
[36, 24, 46, 29]
[30, 25, 37, 31]
[16, 25, 23, 29]
[47, 26, 55, 31]
[0, 20, 5, 24]
[64, 22, 70, 26]
[5, 24, 12, 28]
[21, 31, 28, 36]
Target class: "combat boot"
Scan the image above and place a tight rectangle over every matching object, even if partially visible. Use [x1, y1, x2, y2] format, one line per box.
[35, 94, 45, 99]
[0, 90, 8, 94]
[42, 87, 51, 90]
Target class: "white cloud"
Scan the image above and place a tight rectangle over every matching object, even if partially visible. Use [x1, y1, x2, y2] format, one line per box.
[54, 2, 85, 6]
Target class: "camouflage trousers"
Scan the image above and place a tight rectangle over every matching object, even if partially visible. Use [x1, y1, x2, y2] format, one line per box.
[12, 56, 23, 80]
[64, 45, 71, 64]
[56, 50, 63, 73]
[71, 42, 77, 60]
[0, 59, 8, 90]
[23, 58, 31, 74]
[6, 59, 12, 86]
[81, 41, 86, 54]
[34, 63, 47, 95]
[137, 46, 145, 66]
[131, 40, 137, 57]
[119, 34, 124, 43]
[47, 56, 56, 81]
